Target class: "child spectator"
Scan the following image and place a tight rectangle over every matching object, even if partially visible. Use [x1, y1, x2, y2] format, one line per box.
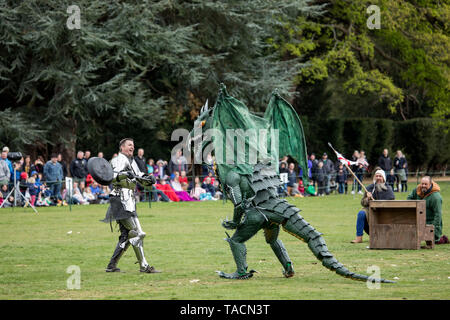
[305, 180, 316, 197]
[213, 180, 222, 200]
[85, 173, 94, 189]
[298, 179, 305, 195]
[202, 171, 215, 185]
[171, 175, 195, 201]
[146, 159, 156, 175]
[72, 184, 89, 205]
[190, 180, 206, 200]
[83, 187, 96, 204]
[387, 168, 396, 191]
[202, 177, 216, 198]
[336, 164, 347, 194]
[179, 170, 188, 188]
[27, 176, 38, 206]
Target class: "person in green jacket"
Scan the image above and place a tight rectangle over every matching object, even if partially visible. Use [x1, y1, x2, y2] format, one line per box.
[407, 176, 448, 244]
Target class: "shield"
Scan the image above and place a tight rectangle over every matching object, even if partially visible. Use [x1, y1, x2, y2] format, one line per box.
[87, 157, 114, 185]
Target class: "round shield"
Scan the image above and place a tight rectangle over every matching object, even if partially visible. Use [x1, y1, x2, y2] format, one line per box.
[87, 157, 114, 185]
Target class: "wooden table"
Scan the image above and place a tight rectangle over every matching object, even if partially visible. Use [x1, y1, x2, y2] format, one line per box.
[369, 200, 435, 249]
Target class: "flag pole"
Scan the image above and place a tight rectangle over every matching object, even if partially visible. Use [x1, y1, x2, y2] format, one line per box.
[327, 142, 372, 197]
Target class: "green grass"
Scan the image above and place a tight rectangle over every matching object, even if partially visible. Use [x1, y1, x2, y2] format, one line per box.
[0, 182, 449, 300]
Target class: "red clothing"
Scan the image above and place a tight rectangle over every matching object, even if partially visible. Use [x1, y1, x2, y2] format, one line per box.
[179, 176, 188, 184]
[155, 183, 180, 202]
[85, 174, 94, 187]
[203, 176, 215, 184]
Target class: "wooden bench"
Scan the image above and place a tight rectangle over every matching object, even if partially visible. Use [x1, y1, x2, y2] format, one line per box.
[369, 200, 435, 249]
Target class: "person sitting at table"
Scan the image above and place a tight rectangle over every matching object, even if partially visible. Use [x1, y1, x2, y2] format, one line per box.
[351, 168, 395, 243]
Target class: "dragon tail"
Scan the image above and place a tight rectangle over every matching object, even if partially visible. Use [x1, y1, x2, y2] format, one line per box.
[282, 213, 395, 284]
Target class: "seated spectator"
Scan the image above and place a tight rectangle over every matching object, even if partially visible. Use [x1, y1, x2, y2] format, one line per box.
[1, 184, 9, 199]
[179, 171, 189, 189]
[90, 181, 108, 204]
[202, 171, 216, 185]
[83, 187, 96, 204]
[298, 179, 305, 195]
[351, 169, 395, 243]
[202, 177, 216, 197]
[188, 176, 201, 193]
[190, 180, 206, 200]
[212, 180, 222, 200]
[0, 183, 14, 207]
[149, 185, 170, 202]
[305, 180, 316, 197]
[155, 179, 180, 202]
[102, 185, 111, 199]
[72, 186, 89, 205]
[171, 175, 196, 201]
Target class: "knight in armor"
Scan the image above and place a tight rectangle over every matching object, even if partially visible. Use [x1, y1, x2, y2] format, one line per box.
[103, 138, 161, 273]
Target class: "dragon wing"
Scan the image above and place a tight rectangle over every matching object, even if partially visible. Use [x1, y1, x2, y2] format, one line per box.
[264, 90, 309, 183]
[211, 84, 278, 180]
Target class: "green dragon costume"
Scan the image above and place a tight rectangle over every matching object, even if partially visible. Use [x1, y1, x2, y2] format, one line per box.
[189, 84, 394, 283]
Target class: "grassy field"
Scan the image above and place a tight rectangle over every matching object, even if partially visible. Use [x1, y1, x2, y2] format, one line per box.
[0, 182, 449, 300]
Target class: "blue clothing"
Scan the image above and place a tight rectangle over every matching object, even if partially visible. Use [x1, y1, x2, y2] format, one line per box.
[5, 158, 13, 175]
[338, 182, 345, 194]
[27, 183, 39, 196]
[287, 169, 297, 187]
[48, 182, 62, 200]
[90, 185, 102, 195]
[43, 161, 63, 182]
[356, 210, 369, 236]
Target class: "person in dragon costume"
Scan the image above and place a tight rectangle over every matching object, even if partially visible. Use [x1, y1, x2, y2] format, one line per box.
[188, 84, 394, 283]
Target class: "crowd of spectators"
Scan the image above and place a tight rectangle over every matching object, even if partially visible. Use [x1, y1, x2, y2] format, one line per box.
[279, 148, 409, 197]
[0, 147, 224, 208]
[0, 144, 410, 208]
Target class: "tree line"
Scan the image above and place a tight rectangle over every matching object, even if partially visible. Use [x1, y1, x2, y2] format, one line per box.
[0, 1, 448, 170]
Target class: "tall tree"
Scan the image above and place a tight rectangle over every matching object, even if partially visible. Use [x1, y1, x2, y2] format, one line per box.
[0, 0, 324, 162]
[272, 0, 449, 128]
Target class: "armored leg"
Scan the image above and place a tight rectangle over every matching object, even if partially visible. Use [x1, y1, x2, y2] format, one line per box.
[106, 223, 130, 272]
[264, 224, 294, 278]
[218, 212, 263, 280]
[118, 216, 161, 273]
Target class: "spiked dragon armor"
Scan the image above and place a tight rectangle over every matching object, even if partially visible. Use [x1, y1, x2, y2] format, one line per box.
[190, 84, 394, 283]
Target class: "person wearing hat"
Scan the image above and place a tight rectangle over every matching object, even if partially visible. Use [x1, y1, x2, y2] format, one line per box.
[351, 168, 395, 243]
